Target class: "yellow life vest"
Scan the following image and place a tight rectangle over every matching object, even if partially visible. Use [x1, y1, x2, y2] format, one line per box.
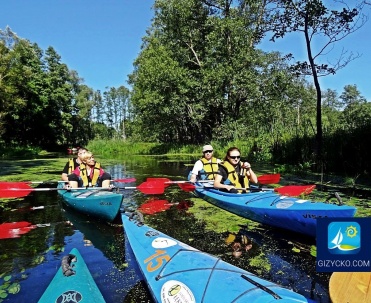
[200, 157, 219, 180]
[220, 161, 249, 192]
[79, 162, 101, 187]
[68, 158, 75, 174]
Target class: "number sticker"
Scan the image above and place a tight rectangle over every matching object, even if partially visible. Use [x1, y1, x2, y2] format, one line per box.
[144, 250, 170, 272]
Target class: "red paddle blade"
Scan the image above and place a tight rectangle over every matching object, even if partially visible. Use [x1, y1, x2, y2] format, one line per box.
[178, 183, 196, 192]
[0, 221, 37, 239]
[137, 181, 165, 195]
[275, 185, 316, 196]
[0, 182, 33, 198]
[138, 198, 171, 215]
[258, 174, 281, 184]
[113, 178, 136, 183]
[146, 178, 172, 188]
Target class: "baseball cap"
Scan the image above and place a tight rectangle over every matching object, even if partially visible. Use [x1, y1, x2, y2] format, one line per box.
[202, 145, 213, 152]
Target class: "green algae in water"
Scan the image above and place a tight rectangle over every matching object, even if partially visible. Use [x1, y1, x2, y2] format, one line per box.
[187, 197, 261, 233]
[249, 253, 271, 275]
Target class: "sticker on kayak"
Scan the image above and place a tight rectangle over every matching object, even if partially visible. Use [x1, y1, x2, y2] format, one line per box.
[145, 230, 160, 237]
[161, 280, 195, 303]
[152, 237, 177, 248]
[275, 201, 294, 209]
[56, 290, 82, 303]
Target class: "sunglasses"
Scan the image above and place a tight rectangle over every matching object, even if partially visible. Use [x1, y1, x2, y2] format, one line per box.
[203, 150, 213, 154]
[229, 155, 241, 159]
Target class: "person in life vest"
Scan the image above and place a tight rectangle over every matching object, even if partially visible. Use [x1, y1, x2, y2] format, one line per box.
[68, 152, 112, 188]
[214, 147, 257, 193]
[189, 145, 222, 182]
[61, 147, 88, 182]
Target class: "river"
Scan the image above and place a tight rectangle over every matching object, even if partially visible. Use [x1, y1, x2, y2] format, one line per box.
[0, 156, 331, 302]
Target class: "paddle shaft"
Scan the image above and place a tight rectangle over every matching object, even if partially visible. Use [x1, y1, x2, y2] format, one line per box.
[147, 178, 213, 184]
[4, 187, 111, 192]
[191, 183, 274, 191]
[0, 180, 165, 198]
[2, 178, 136, 185]
[182, 182, 315, 196]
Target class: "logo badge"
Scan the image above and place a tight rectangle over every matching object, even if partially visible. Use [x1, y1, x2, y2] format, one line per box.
[317, 218, 371, 272]
[328, 222, 360, 254]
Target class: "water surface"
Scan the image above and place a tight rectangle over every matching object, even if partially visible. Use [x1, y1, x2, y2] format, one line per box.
[0, 156, 330, 302]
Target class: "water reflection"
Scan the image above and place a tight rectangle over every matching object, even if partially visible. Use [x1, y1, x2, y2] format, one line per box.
[225, 227, 253, 258]
[0, 157, 332, 302]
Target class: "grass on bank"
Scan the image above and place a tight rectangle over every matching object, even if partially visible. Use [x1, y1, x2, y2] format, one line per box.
[1, 139, 371, 190]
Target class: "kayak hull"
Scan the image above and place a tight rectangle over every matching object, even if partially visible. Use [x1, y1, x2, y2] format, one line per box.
[38, 248, 105, 303]
[121, 212, 313, 303]
[57, 183, 123, 222]
[194, 186, 357, 237]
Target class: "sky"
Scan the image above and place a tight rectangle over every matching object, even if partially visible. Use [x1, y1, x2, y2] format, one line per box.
[1, 1, 370, 100]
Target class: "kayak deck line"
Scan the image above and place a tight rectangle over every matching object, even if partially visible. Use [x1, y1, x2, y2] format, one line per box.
[156, 248, 283, 301]
[241, 274, 281, 300]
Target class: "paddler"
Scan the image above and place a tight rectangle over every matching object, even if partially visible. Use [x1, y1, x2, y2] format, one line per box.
[189, 145, 222, 182]
[67, 152, 112, 188]
[214, 146, 258, 193]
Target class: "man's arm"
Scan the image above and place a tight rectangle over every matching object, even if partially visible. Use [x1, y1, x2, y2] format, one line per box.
[189, 160, 203, 182]
[61, 161, 70, 181]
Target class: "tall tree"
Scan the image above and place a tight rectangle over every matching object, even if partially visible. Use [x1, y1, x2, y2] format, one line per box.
[116, 86, 130, 140]
[0, 30, 46, 146]
[270, 0, 368, 166]
[130, 0, 285, 143]
[339, 84, 366, 107]
[41, 46, 74, 147]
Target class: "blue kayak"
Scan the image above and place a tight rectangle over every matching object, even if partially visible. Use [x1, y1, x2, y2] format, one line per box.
[57, 183, 123, 222]
[121, 212, 314, 303]
[194, 184, 357, 237]
[38, 248, 105, 303]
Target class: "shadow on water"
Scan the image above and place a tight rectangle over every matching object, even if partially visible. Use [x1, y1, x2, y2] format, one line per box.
[0, 188, 154, 302]
[0, 157, 336, 302]
[61, 207, 154, 303]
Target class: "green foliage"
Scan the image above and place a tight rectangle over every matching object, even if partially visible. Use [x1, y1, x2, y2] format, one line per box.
[1, 2, 371, 178]
[0, 28, 77, 148]
[130, 0, 297, 144]
[310, 245, 317, 257]
[249, 253, 271, 275]
[0, 143, 41, 159]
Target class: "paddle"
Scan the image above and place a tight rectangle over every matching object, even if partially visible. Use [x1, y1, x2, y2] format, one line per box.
[257, 174, 281, 184]
[0, 178, 136, 185]
[147, 176, 282, 190]
[0, 180, 165, 198]
[176, 182, 316, 197]
[146, 177, 214, 188]
[274, 184, 316, 196]
[329, 272, 371, 303]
